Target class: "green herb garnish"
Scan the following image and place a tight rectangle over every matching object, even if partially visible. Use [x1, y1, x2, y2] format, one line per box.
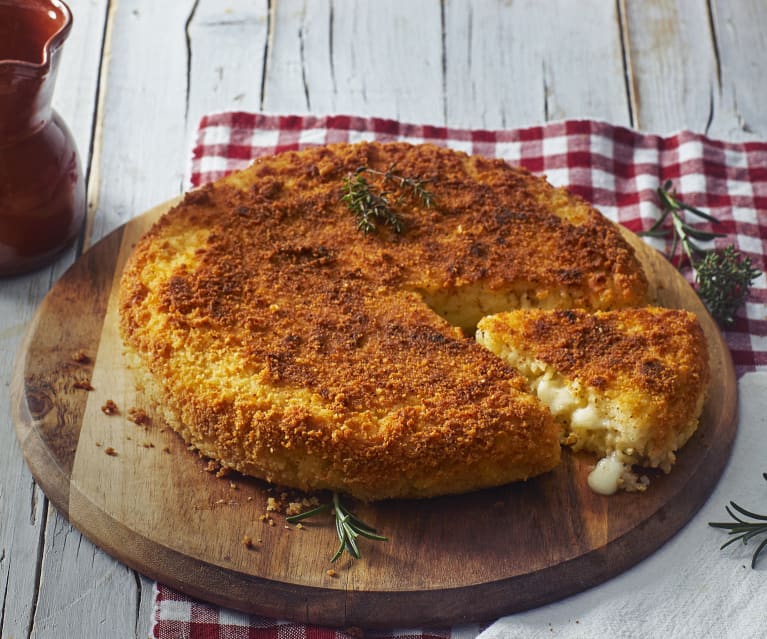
[341, 164, 434, 235]
[640, 180, 761, 325]
[695, 246, 761, 327]
[286, 492, 387, 562]
[709, 473, 767, 568]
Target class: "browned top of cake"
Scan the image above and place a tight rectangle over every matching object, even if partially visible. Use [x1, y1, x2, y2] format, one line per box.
[482, 307, 709, 396]
[118, 142, 649, 500]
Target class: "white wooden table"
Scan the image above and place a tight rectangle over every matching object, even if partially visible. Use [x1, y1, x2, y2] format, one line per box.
[2, 1, 765, 636]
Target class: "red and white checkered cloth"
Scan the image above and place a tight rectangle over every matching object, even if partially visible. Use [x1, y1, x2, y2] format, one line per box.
[153, 113, 767, 638]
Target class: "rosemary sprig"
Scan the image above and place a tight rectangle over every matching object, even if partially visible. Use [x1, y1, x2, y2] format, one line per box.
[640, 180, 761, 325]
[709, 473, 767, 568]
[341, 164, 434, 235]
[286, 492, 387, 562]
[640, 179, 725, 268]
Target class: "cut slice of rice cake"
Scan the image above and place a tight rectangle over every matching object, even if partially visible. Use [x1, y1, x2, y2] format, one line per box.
[475, 307, 710, 494]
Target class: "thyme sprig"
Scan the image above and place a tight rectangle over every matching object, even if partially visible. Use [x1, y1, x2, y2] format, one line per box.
[341, 164, 434, 235]
[709, 473, 767, 568]
[696, 246, 761, 327]
[286, 492, 387, 562]
[639, 180, 761, 325]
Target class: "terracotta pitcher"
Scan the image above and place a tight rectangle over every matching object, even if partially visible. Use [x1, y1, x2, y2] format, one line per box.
[0, 0, 85, 276]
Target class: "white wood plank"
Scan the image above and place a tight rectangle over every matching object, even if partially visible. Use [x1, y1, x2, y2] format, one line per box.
[85, 0, 197, 246]
[264, 0, 444, 123]
[444, 0, 545, 129]
[54, 0, 111, 158]
[30, 509, 142, 638]
[539, 0, 629, 125]
[185, 0, 269, 159]
[708, 0, 767, 140]
[261, 0, 328, 114]
[0, 457, 45, 637]
[445, 0, 630, 129]
[623, 0, 719, 135]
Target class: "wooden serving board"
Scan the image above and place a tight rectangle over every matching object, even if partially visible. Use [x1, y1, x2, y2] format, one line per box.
[12, 200, 737, 629]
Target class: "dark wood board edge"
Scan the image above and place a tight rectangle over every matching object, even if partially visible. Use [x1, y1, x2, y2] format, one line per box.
[64, 429, 734, 633]
[61, 476, 627, 628]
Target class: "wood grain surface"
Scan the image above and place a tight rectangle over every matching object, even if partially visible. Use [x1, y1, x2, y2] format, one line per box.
[11, 198, 737, 629]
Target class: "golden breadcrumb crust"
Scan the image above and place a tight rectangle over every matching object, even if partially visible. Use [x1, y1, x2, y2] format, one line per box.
[119, 142, 650, 500]
[476, 307, 710, 471]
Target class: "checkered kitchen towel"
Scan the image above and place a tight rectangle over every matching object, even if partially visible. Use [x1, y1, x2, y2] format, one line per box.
[153, 114, 767, 638]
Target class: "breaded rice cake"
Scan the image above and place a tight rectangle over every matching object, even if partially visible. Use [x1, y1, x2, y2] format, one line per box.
[119, 141, 649, 500]
[475, 307, 710, 494]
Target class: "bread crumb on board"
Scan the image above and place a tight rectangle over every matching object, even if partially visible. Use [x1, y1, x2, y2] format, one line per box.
[127, 407, 150, 426]
[101, 399, 119, 415]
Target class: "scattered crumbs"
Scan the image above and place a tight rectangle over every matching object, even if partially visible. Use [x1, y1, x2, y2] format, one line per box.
[127, 407, 150, 426]
[247, 496, 254, 502]
[141, 441, 155, 449]
[101, 399, 119, 415]
[295, 523, 303, 530]
[242, 535, 254, 549]
[104, 447, 118, 457]
[204, 460, 219, 473]
[326, 569, 338, 578]
[162, 446, 171, 454]
[73, 379, 94, 391]
[72, 350, 90, 363]
[95, 441, 102, 447]
[265, 489, 321, 516]
[285, 501, 305, 517]
[259, 514, 276, 526]
[229, 482, 238, 490]
[215, 467, 230, 478]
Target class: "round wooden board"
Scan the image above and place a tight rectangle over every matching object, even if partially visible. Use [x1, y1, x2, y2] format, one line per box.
[12, 199, 737, 629]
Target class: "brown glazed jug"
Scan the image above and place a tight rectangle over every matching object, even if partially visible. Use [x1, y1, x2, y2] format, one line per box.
[0, 0, 85, 276]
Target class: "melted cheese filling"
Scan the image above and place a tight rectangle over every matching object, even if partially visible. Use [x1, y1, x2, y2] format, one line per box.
[473, 329, 650, 495]
[587, 452, 625, 495]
